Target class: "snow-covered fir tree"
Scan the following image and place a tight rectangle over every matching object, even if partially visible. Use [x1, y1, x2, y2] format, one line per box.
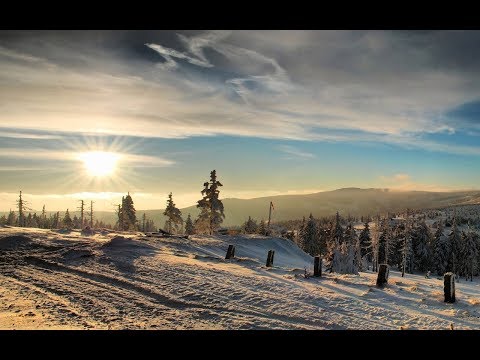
[185, 214, 195, 235]
[401, 218, 414, 276]
[7, 210, 16, 226]
[296, 216, 306, 249]
[325, 213, 344, 272]
[119, 193, 137, 231]
[462, 228, 478, 281]
[163, 192, 183, 234]
[258, 219, 267, 236]
[371, 216, 381, 272]
[302, 213, 320, 256]
[413, 220, 432, 273]
[378, 218, 391, 265]
[196, 170, 225, 235]
[63, 209, 73, 229]
[448, 214, 462, 275]
[359, 221, 372, 263]
[342, 221, 359, 271]
[195, 207, 210, 234]
[433, 221, 450, 276]
[342, 242, 358, 274]
[331, 212, 344, 244]
[355, 232, 363, 271]
[243, 216, 258, 234]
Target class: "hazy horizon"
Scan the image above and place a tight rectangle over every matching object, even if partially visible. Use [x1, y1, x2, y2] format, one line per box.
[2, 30, 480, 212]
[1, 186, 480, 213]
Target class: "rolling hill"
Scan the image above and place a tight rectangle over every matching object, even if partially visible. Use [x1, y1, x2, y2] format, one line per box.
[3, 188, 480, 228]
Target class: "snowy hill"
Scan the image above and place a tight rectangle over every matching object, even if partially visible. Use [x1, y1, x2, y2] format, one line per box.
[143, 188, 480, 226]
[2, 226, 480, 329]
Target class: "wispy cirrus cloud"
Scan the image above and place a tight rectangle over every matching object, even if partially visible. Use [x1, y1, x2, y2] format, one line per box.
[2, 30, 480, 156]
[278, 145, 315, 160]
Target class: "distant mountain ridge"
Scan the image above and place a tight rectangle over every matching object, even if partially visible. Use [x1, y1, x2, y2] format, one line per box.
[2, 188, 480, 227]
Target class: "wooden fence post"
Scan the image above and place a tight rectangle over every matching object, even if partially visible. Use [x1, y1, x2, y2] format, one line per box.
[314, 256, 322, 277]
[225, 245, 235, 259]
[444, 272, 456, 303]
[376, 264, 389, 287]
[266, 250, 275, 267]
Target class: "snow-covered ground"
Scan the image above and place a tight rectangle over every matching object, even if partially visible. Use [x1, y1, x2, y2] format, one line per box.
[1, 226, 480, 329]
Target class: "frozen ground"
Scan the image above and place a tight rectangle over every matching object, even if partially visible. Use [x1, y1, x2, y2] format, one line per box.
[1, 226, 480, 330]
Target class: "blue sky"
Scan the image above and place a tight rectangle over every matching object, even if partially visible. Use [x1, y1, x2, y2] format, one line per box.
[1, 30, 480, 211]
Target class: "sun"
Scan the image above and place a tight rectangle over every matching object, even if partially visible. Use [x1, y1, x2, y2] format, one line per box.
[78, 151, 120, 177]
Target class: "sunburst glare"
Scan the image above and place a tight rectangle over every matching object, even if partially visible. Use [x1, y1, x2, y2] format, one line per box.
[77, 151, 120, 177]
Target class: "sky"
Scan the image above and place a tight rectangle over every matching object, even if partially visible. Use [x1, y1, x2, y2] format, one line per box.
[1, 30, 480, 211]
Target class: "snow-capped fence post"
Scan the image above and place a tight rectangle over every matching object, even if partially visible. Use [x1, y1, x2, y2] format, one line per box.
[314, 256, 322, 277]
[266, 250, 275, 267]
[444, 272, 456, 303]
[225, 245, 235, 259]
[376, 264, 389, 287]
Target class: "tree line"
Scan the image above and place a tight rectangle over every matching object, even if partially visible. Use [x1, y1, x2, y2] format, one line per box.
[272, 210, 480, 280]
[0, 170, 226, 236]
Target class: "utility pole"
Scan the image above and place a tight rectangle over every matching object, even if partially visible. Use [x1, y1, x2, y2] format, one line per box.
[89, 201, 94, 228]
[267, 201, 274, 234]
[77, 200, 85, 229]
[18, 190, 24, 227]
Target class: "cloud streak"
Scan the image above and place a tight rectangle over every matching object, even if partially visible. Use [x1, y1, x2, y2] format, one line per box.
[278, 145, 315, 160]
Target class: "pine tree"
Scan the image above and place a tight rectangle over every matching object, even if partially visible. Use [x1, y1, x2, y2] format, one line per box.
[145, 219, 156, 232]
[116, 203, 123, 231]
[296, 216, 306, 249]
[121, 193, 137, 231]
[302, 213, 320, 256]
[343, 222, 357, 245]
[243, 216, 258, 234]
[331, 212, 343, 244]
[185, 214, 195, 235]
[40, 205, 47, 229]
[413, 220, 432, 272]
[0, 215, 6, 225]
[343, 221, 360, 272]
[401, 220, 414, 277]
[378, 218, 391, 265]
[163, 193, 183, 234]
[16, 191, 30, 227]
[196, 170, 225, 235]
[448, 215, 462, 275]
[63, 209, 73, 229]
[331, 246, 342, 273]
[26, 213, 32, 227]
[195, 207, 210, 234]
[355, 231, 363, 271]
[359, 221, 372, 262]
[7, 210, 16, 226]
[462, 229, 478, 281]
[343, 242, 358, 274]
[371, 216, 381, 272]
[142, 213, 146, 232]
[73, 215, 80, 229]
[433, 221, 449, 276]
[258, 219, 266, 236]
